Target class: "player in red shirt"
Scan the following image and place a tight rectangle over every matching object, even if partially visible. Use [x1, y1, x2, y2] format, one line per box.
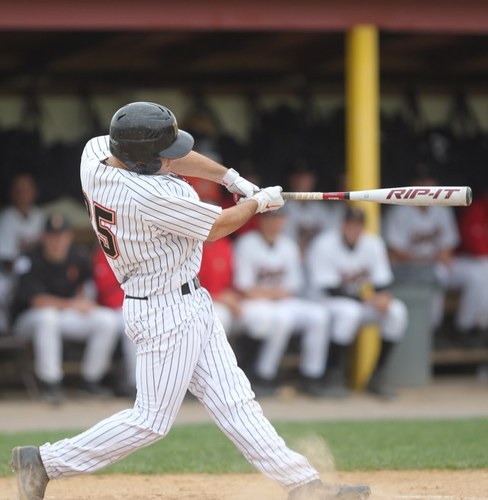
[93, 247, 136, 395]
[199, 237, 241, 334]
[186, 176, 241, 334]
[93, 247, 124, 309]
[459, 189, 488, 257]
[458, 187, 488, 344]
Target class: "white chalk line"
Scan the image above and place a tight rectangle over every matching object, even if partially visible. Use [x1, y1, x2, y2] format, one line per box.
[381, 496, 483, 500]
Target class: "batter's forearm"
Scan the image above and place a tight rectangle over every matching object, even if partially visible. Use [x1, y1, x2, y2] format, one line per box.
[170, 151, 228, 183]
[207, 199, 258, 241]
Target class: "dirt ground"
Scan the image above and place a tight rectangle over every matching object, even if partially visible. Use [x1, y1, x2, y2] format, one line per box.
[2, 470, 488, 499]
[3, 378, 488, 499]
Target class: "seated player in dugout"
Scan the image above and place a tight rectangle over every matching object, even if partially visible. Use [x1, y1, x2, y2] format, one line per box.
[383, 167, 488, 348]
[10, 212, 121, 404]
[93, 245, 137, 397]
[233, 209, 331, 398]
[305, 206, 408, 399]
[458, 180, 488, 345]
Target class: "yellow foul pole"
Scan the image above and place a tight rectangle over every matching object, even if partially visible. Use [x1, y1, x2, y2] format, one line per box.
[346, 25, 381, 387]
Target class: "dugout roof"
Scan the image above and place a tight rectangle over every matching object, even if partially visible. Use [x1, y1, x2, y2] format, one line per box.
[0, 0, 487, 93]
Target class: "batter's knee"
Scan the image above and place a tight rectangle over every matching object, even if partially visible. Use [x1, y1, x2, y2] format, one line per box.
[115, 406, 173, 442]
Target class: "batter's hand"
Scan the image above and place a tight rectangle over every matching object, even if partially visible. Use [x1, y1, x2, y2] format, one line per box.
[221, 168, 260, 198]
[250, 186, 285, 213]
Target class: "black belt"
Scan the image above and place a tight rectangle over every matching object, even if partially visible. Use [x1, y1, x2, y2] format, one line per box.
[126, 277, 200, 301]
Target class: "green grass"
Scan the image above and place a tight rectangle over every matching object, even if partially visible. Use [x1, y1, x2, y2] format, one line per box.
[1, 418, 487, 476]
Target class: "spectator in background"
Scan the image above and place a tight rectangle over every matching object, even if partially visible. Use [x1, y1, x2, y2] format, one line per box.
[383, 169, 487, 347]
[0, 173, 45, 270]
[93, 247, 137, 397]
[306, 206, 408, 399]
[282, 163, 344, 256]
[233, 210, 330, 397]
[11, 213, 120, 404]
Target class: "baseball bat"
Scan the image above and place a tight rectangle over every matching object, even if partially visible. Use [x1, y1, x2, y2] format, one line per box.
[281, 186, 472, 206]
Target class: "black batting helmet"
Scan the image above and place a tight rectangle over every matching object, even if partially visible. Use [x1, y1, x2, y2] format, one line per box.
[109, 102, 194, 175]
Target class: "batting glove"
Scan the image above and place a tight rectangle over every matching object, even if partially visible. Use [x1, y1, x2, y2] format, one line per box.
[221, 168, 260, 198]
[250, 186, 286, 213]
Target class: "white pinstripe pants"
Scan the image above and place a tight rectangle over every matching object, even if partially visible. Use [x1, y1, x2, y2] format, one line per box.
[39, 288, 319, 491]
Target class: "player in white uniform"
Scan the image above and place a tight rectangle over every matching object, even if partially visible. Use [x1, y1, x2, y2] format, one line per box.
[234, 210, 331, 397]
[11, 102, 370, 500]
[383, 203, 487, 344]
[0, 174, 45, 266]
[0, 174, 45, 332]
[306, 206, 408, 399]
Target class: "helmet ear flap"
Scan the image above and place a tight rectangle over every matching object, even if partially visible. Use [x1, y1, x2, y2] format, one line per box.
[109, 137, 162, 175]
[128, 159, 161, 175]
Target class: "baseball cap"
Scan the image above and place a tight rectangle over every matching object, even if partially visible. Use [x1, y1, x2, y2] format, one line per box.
[344, 206, 365, 224]
[44, 212, 72, 234]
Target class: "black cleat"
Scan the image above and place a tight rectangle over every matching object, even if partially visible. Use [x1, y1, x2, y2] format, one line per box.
[11, 446, 49, 500]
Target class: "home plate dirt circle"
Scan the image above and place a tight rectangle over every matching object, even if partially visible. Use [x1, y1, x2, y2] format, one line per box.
[2, 470, 488, 499]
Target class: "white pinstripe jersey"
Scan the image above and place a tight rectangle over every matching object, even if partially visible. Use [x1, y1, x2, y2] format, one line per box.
[80, 135, 222, 298]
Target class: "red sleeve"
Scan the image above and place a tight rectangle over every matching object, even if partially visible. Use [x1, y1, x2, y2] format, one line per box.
[459, 199, 488, 256]
[199, 239, 234, 295]
[93, 248, 124, 308]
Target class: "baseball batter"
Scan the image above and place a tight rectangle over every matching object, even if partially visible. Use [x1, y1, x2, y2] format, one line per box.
[11, 102, 370, 500]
